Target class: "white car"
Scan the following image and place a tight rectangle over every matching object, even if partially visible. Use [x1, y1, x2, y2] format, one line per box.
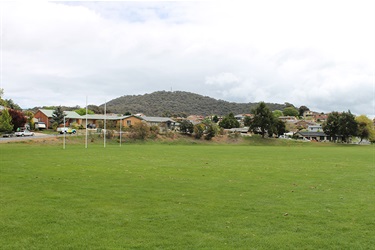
[15, 129, 34, 137]
[57, 127, 77, 134]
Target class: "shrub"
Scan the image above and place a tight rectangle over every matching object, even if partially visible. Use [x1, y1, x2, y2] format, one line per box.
[52, 122, 59, 131]
[194, 124, 205, 139]
[129, 122, 150, 140]
[71, 122, 79, 129]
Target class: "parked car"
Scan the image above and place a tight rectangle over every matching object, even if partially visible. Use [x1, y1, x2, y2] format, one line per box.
[35, 122, 46, 130]
[15, 129, 34, 137]
[2, 132, 14, 138]
[57, 127, 77, 134]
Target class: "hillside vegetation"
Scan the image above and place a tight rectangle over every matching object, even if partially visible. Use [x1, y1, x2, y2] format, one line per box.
[104, 91, 286, 116]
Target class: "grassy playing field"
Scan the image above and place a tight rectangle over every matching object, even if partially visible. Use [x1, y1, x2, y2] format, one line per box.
[0, 140, 374, 249]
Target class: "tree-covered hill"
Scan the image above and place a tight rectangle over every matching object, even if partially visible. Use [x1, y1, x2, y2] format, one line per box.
[104, 91, 287, 117]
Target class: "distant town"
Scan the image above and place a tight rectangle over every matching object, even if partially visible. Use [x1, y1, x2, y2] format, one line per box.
[1, 90, 374, 144]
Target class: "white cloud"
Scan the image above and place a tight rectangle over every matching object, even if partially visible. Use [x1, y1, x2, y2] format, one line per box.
[1, 0, 374, 116]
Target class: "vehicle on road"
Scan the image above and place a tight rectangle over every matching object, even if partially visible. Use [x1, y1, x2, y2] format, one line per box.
[2, 133, 14, 138]
[15, 129, 34, 137]
[57, 127, 77, 134]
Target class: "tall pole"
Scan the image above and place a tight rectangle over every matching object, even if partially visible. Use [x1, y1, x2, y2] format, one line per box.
[120, 118, 122, 147]
[0, 5, 3, 92]
[63, 115, 66, 149]
[104, 100, 106, 148]
[85, 96, 88, 149]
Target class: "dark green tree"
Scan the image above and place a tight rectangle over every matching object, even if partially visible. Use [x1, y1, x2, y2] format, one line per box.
[323, 112, 340, 140]
[298, 105, 310, 117]
[179, 120, 194, 134]
[274, 119, 286, 137]
[218, 113, 240, 129]
[52, 106, 66, 125]
[250, 102, 274, 138]
[243, 116, 252, 127]
[0, 109, 14, 132]
[212, 115, 219, 123]
[338, 111, 357, 143]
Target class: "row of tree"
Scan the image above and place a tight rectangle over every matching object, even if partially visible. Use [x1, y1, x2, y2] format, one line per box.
[323, 112, 374, 143]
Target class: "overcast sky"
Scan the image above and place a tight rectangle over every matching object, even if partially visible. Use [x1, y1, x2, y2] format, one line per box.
[1, 1, 374, 116]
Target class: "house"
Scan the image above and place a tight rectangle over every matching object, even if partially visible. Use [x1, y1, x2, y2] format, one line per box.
[307, 125, 323, 132]
[34, 109, 83, 128]
[140, 116, 177, 131]
[33, 108, 179, 132]
[186, 115, 204, 125]
[296, 125, 342, 142]
[313, 113, 328, 122]
[279, 116, 298, 122]
[116, 115, 143, 128]
[286, 120, 317, 133]
[227, 127, 250, 135]
[295, 131, 342, 142]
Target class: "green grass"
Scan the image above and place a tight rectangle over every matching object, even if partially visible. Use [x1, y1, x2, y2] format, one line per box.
[0, 141, 374, 249]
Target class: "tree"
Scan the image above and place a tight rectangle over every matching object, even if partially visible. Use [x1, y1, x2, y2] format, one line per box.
[323, 112, 340, 140]
[8, 109, 27, 130]
[124, 111, 131, 116]
[179, 120, 194, 134]
[0, 109, 14, 132]
[274, 119, 286, 137]
[338, 111, 357, 143]
[3, 99, 21, 110]
[24, 110, 35, 130]
[74, 108, 94, 116]
[202, 119, 218, 140]
[273, 110, 283, 118]
[298, 105, 310, 117]
[250, 102, 274, 138]
[212, 115, 219, 123]
[193, 123, 205, 139]
[218, 113, 240, 129]
[323, 111, 358, 143]
[52, 106, 66, 125]
[356, 115, 375, 143]
[243, 116, 252, 127]
[283, 107, 299, 117]
[87, 105, 104, 114]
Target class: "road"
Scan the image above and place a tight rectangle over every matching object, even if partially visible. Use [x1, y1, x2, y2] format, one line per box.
[0, 133, 64, 143]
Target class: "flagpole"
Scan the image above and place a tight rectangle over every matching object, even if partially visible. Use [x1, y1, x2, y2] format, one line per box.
[85, 96, 88, 149]
[104, 100, 106, 148]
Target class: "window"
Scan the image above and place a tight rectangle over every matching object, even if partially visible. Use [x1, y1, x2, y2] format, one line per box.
[127, 120, 131, 126]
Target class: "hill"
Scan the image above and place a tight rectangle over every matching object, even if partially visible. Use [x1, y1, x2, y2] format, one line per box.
[104, 91, 287, 116]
